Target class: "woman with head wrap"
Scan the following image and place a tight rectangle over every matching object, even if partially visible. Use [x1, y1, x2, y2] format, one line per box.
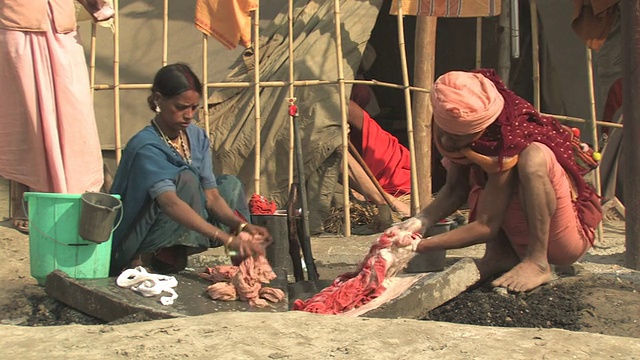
[387, 69, 602, 292]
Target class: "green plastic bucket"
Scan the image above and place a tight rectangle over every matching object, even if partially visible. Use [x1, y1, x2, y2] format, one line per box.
[24, 192, 120, 285]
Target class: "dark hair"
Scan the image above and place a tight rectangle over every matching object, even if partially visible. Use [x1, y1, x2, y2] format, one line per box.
[146, 63, 203, 111]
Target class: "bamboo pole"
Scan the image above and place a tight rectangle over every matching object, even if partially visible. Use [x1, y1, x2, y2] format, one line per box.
[586, 48, 604, 243]
[530, 0, 540, 111]
[253, 5, 262, 195]
[413, 16, 437, 214]
[90, 23, 97, 98]
[332, 0, 350, 236]
[396, 0, 420, 214]
[202, 35, 210, 135]
[542, 113, 624, 128]
[162, 0, 168, 66]
[93, 79, 433, 92]
[288, 0, 295, 192]
[475, 18, 482, 69]
[113, 0, 122, 164]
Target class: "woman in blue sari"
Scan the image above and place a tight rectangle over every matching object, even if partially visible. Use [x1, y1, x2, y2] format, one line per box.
[110, 63, 270, 275]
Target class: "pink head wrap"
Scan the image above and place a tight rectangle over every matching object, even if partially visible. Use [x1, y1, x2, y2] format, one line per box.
[431, 71, 505, 135]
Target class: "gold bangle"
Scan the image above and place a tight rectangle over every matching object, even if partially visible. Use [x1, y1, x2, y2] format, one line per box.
[224, 235, 234, 248]
[236, 222, 248, 235]
[224, 235, 235, 256]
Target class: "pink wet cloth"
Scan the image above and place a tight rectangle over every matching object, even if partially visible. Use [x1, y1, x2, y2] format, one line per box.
[467, 143, 591, 265]
[0, 4, 103, 193]
[200, 255, 285, 308]
[292, 233, 417, 315]
[361, 110, 412, 196]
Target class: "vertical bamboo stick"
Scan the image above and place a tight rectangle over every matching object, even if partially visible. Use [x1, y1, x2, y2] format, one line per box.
[113, 0, 122, 164]
[396, 1, 420, 213]
[288, 0, 295, 193]
[586, 48, 604, 243]
[333, 0, 351, 236]
[90, 23, 97, 98]
[162, 0, 168, 66]
[202, 35, 210, 136]
[530, 0, 540, 111]
[476, 18, 482, 69]
[253, 5, 262, 195]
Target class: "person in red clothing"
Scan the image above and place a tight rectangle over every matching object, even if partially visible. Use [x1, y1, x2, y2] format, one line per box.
[345, 100, 411, 219]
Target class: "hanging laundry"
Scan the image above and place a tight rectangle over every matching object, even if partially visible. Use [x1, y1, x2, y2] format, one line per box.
[390, 0, 502, 17]
[194, 0, 258, 50]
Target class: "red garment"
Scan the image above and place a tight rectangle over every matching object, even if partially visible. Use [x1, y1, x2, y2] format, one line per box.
[249, 193, 277, 214]
[361, 110, 412, 196]
[469, 69, 602, 245]
[292, 234, 396, 314]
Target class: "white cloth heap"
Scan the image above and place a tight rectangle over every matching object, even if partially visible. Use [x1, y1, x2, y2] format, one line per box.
[116, 266, 179, 305]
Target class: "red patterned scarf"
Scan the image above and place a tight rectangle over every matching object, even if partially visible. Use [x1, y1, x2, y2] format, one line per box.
[469, 69, 602, 244]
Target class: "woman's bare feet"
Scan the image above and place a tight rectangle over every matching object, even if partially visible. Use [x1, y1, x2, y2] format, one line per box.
[491, 259, 552, 292]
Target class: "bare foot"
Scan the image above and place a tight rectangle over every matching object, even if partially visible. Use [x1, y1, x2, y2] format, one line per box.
[474, 255, 518, 281]
[491, 260, 552, 292]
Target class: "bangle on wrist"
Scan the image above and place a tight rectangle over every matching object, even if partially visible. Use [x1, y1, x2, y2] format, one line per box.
[236, 222, 248, 235]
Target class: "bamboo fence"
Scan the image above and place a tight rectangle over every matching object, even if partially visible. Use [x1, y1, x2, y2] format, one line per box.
[88, 0, 623, 237]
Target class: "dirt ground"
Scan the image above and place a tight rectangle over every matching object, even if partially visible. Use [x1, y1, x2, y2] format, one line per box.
[1, 211, 639, 358]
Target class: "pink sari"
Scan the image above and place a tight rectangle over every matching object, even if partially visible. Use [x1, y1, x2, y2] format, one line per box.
[0, 4, 103, 193]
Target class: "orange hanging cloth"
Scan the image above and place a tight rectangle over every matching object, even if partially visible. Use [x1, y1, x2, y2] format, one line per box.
[194, 0, 258, 50]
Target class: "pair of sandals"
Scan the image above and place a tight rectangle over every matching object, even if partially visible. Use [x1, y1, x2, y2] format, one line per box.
[12, 217, 28, 234]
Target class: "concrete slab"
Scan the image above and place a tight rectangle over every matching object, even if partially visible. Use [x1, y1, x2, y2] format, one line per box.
[359, 258, 481, 319]
[44, 268, 289, 322]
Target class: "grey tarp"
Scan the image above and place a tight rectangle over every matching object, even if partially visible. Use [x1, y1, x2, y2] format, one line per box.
[206, 0, 383, 233]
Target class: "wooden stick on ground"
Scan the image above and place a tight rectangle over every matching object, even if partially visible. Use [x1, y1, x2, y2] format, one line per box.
[348, 140, 401, 214]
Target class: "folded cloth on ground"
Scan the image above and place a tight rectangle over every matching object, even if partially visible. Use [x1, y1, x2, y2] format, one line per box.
[116, 266, 179, 305]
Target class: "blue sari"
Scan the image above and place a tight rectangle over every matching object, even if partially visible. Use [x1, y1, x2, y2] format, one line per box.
[110, 123, 250, 274]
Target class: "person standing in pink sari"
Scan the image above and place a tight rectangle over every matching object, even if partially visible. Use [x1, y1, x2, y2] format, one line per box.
[0, 0, 113, 233]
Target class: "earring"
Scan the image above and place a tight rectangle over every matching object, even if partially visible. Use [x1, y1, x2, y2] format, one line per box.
[154, 103, 161, 113]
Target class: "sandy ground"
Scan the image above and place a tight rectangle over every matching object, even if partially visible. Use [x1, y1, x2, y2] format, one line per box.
[0, 175, 639, 358]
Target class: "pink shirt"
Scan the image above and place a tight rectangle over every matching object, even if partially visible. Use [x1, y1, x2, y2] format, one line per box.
[0, 0, 77, 33]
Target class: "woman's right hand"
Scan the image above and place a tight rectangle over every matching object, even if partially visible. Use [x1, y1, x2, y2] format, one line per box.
[228, 231, 269, 258]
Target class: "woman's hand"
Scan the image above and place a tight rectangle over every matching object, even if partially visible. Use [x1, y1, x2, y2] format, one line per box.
[242, 223, 272, 243]
[228, 231, 270, 258]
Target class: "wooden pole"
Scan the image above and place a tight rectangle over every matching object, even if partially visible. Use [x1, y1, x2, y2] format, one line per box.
[162, 0, 168, 66]
[621, 0, 640, 270]
[530, 0, 540, 111]
[497, 0, 511, 83]
[253, 5, 262, 195]
[113, 0, 122, 164]
[348, 141, 400, 213]
[202, 35, 210, 136]
[333, 0, 351, 236]
[288, 0, 295, 194]
[585, 48, 604, 243]
[412, 16, 437, 214]
[396, 1, 420, 214]
[475, 18, 482, 69]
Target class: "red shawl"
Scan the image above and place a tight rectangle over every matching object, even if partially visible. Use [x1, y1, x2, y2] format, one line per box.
[469, 69, 602, 244]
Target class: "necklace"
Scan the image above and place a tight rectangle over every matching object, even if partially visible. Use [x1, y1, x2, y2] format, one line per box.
[151, 119, 192, 164]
